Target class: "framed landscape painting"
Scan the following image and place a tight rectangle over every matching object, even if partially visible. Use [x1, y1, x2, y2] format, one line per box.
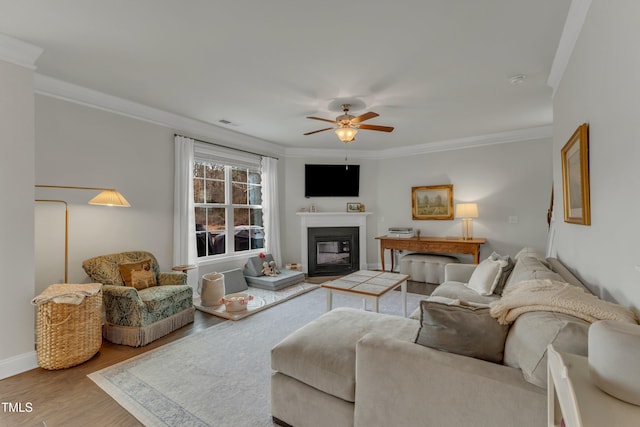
[561, 123, 590, 225]
[411, 184, 454, 220]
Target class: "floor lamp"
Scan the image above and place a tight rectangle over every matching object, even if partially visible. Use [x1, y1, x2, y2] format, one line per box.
[35, 185, 131, 283]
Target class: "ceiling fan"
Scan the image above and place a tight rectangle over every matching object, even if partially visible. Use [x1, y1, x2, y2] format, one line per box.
[304, 104, 394, 143]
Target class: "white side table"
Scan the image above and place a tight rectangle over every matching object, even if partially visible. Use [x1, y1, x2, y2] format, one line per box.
[547, 344, 640, 427]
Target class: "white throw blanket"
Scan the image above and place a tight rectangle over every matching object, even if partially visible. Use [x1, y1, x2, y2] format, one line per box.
[489, 279, 638, 325]
[32, 283, 102, 305]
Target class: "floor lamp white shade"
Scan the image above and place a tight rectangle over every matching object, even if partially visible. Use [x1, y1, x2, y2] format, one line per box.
[456, 203, 478, 240]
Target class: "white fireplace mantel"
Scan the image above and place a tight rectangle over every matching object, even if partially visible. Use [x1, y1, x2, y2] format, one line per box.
[297, 212, 372, 274]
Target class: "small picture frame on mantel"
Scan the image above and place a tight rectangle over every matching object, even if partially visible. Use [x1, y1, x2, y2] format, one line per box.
[347, 202, 362, 212]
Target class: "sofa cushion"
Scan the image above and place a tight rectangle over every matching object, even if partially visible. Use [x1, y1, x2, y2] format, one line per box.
[119, 259, 157, 290]
[415, 297, 510, 363]
[514, 247, 548, 264]
[245, 269, 305, 290]
[243, 254, 275, 277]
[503, 256, 563, 292]
[221, 268, 249, 294]
[271, 307, 418, 402]
[489, 252, 515, 295]
[432, 282, 500, 305]
[466, 258, 503, 295]
[546, 257, 591, 293]
[503, 311, 589, 388]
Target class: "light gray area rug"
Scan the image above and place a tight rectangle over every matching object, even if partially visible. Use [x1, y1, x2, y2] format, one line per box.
[89, 287, 425, 427]
[194, 283, 319, 320]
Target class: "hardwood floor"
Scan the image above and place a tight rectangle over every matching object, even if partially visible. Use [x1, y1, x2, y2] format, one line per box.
[0, 278, 432, 427]
[0, 310, 225, 427]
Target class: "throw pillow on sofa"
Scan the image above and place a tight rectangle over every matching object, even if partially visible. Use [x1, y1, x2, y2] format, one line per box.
[466, 257, 505, 295]
[415, 296, 510, 363]
[489, 251, 515, 295]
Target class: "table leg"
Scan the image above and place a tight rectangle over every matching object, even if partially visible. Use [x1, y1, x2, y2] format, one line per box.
[326, 289, 333, 312]
[372, 297, 379, 313]
[390, 249, 395, 272]
[401, 280, 407, 317]
[380, 242, 386, 271]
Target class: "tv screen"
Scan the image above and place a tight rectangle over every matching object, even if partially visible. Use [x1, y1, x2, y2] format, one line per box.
[305, 164, 360, 198]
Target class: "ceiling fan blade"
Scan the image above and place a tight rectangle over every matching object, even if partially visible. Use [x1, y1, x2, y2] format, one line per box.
[351, 111, 379, 124]
[307, 116, 337, 124]
[304, 127, 334, 135]
[358, 124, 394, 132]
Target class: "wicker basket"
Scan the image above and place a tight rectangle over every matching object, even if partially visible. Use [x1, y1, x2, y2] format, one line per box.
[34, 283, 103, 370]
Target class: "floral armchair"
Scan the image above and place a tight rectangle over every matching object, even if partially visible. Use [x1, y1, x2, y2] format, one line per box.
[82, 251, 194, 347]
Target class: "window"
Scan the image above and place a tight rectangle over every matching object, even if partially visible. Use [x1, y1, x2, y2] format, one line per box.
[193, 147, 264, 259]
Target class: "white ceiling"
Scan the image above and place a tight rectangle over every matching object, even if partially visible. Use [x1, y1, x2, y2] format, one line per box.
[0, 0, 571, 151]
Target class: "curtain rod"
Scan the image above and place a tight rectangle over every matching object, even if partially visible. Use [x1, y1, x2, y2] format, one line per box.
[175, 133, 279, 160]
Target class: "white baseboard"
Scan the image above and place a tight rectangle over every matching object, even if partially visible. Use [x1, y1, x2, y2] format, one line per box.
[0, 351, 38, 380]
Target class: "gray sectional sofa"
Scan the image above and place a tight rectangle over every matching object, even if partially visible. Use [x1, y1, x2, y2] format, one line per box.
[271, 251, 594, 427]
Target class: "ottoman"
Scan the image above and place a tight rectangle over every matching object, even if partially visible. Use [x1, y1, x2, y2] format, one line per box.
[399, 253, 459, 284]
[271, 308, 417, 427]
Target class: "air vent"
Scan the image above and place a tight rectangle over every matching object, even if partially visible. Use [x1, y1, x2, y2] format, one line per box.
[218, 119, 232, 125]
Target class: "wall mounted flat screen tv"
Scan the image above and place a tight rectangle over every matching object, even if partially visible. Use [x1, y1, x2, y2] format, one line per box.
[305, 164, 360, 198]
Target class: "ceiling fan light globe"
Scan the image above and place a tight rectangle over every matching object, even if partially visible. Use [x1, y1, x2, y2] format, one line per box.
[335, 127, 357, 142]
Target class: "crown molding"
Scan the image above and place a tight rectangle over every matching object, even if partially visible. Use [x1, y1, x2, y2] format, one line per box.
[285, 126, 553, 160]
[35, 74, 551, 161]
[0, 33, 43, 70]
[34, 74, 285, 158]
[548, 0, 593, 97]
[284, 146, 380, 159]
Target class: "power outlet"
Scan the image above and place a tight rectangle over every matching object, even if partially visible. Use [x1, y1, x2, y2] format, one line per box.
[509, 216, 519, 224]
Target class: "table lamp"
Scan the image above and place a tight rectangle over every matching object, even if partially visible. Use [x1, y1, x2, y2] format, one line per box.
[455, 203, 478, 240]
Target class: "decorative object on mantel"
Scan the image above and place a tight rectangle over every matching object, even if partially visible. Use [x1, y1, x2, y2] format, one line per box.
[347, 202, 362, 212]
[455, 203, 479, 240]
[35, 184, 131, 283]
[411, 184, 454, 220]
[561, 122, 590, 225]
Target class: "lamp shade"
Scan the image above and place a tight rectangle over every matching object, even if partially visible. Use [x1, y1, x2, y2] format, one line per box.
[455, 203, 478, 218]
[335, 127, 357, 143]
[88, 190, 131, 207]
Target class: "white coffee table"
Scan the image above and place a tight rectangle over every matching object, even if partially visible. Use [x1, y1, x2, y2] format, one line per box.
[321, 270, 410, 317]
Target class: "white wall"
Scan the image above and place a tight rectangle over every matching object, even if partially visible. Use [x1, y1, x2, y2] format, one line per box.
[282, 139, 553, 269]
[33, 96, 288, 290]
[281, 156, 379, 267]
[375, 140, 552, 265]
[0, 59, 37, 378]
[34, 96, 176, 293]
[552, 0, 640, 308]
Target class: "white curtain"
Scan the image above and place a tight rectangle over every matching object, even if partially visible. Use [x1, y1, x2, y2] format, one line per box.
[262, 157, 282, 266]
[173, 135, 196, 267]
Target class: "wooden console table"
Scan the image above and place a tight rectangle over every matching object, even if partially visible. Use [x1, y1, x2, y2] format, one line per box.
[375, 236, 486, 271]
